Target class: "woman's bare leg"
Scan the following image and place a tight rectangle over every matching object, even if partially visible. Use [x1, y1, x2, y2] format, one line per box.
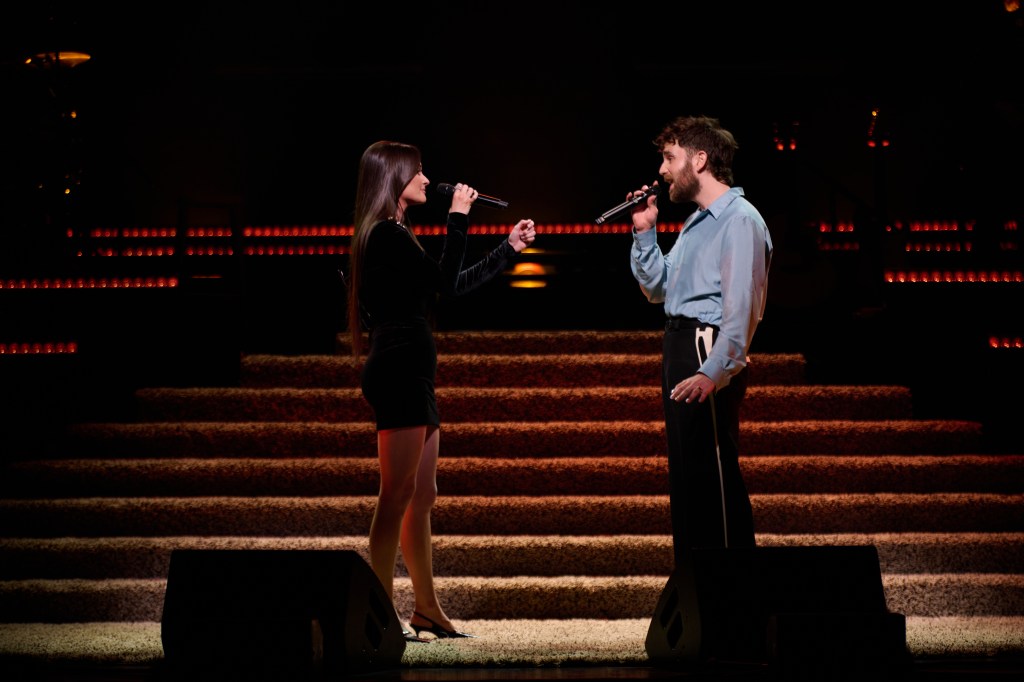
[401, 427, 457, 630]
[368, 425, 426, 600]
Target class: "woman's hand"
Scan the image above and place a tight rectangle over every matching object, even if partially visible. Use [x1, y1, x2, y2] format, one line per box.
[508, 219, 536, 252]
[448, 183, 478, 214]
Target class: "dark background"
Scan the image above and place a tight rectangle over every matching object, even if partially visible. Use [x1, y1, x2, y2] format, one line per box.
[2, 1, 1021, 231]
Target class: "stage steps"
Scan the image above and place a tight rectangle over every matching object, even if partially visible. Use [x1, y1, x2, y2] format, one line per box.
[0, 330, 1021, 661]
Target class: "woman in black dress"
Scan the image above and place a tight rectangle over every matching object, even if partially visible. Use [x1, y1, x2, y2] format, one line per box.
[346, 140, 536, 640]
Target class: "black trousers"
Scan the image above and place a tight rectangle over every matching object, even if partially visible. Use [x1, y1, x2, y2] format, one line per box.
[662, 321, 755, 566]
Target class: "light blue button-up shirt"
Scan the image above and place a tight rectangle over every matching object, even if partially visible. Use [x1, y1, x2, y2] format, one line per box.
[630, 186, 773, 389]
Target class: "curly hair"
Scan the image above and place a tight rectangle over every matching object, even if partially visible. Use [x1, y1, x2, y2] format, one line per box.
[653, 116, 738, 186]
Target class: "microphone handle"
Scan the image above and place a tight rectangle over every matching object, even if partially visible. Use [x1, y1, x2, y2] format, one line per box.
[436, 183, 508, 209]
[595, 183, 658, 225]
[476, 193, 509, 209]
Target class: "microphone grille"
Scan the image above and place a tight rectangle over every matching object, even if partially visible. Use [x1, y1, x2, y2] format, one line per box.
[436, 183, 456, 197]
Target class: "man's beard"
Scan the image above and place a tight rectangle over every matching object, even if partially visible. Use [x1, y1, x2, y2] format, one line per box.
[667, 165, 699, 204]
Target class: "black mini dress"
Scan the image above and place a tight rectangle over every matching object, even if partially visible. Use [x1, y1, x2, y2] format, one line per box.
[358, 212, 515, 431]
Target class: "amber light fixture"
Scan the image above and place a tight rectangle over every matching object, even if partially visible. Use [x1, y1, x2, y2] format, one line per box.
[24, 51, 92, 68]
[884, 270, 1023, 283]
[866, 108, 891, 148]
[508, 259, 549, 289]
[989, 336, 1023, 350]
[0, 341, 77, 354]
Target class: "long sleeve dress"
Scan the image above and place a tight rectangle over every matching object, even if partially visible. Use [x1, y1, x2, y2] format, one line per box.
[358, 211, 516, 430]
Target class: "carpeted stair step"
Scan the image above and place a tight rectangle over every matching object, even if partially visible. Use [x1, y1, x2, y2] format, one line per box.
[240, 352, 807, 388]
[131, 385, 914, 422]
[38, 419, 985, 458]
[1, 533, 1021, 579]
[339, 330, 673, 355]
[1, 493, 1020, 537]
[2, 573, 1021, 622]
[3, 455, 1020, 497]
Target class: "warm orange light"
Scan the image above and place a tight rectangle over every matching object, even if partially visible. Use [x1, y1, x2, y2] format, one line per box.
[0, 341, 78, 354]
[885, 270, 1023, 283]
[25, 51, 91, 68]
[989, 336, 1023, 349]
[507, 262, 550, 288]
[0, 277, 176, 289]
[511, 262, 547, 277]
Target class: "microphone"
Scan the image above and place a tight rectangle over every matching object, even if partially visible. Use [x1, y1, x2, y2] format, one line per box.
[436, 183, 509, 209]
[594, 183, 659, 225]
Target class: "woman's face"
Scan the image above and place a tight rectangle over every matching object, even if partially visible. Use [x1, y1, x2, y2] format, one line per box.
[400, 167, 429, 208]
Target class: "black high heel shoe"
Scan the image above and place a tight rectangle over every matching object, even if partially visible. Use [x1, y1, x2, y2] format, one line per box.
[410, 611, 476, 639]
[402, 627, 431, 643]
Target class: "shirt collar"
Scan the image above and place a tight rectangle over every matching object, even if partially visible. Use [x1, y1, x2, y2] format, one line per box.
[704, 186, 744, 220]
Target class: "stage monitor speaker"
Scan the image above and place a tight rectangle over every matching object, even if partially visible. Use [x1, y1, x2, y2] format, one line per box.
[645, 545, 908, 667]
[161, 549, 405, 678]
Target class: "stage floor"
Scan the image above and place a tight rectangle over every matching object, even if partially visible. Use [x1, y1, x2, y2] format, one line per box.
[4, 658, 1024, 682]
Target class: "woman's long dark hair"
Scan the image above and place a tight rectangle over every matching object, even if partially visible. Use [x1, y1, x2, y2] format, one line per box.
[347, 140, 423, 357]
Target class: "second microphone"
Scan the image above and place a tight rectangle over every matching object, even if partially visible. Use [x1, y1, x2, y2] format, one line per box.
[436, 183, 509, 209]
[595, 183, 659, 225]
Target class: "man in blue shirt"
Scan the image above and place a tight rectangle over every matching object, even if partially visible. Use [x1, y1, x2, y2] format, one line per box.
[628, 115, 773, 564]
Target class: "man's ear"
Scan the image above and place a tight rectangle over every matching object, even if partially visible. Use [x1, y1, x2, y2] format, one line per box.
[692, 149, 708, 173]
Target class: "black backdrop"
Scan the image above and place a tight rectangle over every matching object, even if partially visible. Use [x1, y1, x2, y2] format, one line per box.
[2, 1, 1021, 232]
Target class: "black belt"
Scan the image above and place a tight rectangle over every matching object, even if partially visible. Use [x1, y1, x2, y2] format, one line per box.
[665, 316, 715, 331]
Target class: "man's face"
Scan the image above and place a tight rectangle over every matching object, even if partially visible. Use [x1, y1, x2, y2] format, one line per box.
[659, 143, 699, 204]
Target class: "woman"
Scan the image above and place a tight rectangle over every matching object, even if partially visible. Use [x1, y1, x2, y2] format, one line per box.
[346, 140, 536, 641]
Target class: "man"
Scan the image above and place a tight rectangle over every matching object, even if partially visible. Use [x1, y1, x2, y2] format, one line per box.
[628, 115, 773, 564]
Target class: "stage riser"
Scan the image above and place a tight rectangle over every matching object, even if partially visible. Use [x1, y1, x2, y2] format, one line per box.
[23, 420, 985, 459]
[128, 385, 913, 422]
[238, 352, 805, 388]
[1, 534, 1021, 579]
[2, 456, 1021, 497]
[1, 494, 1020, 536]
